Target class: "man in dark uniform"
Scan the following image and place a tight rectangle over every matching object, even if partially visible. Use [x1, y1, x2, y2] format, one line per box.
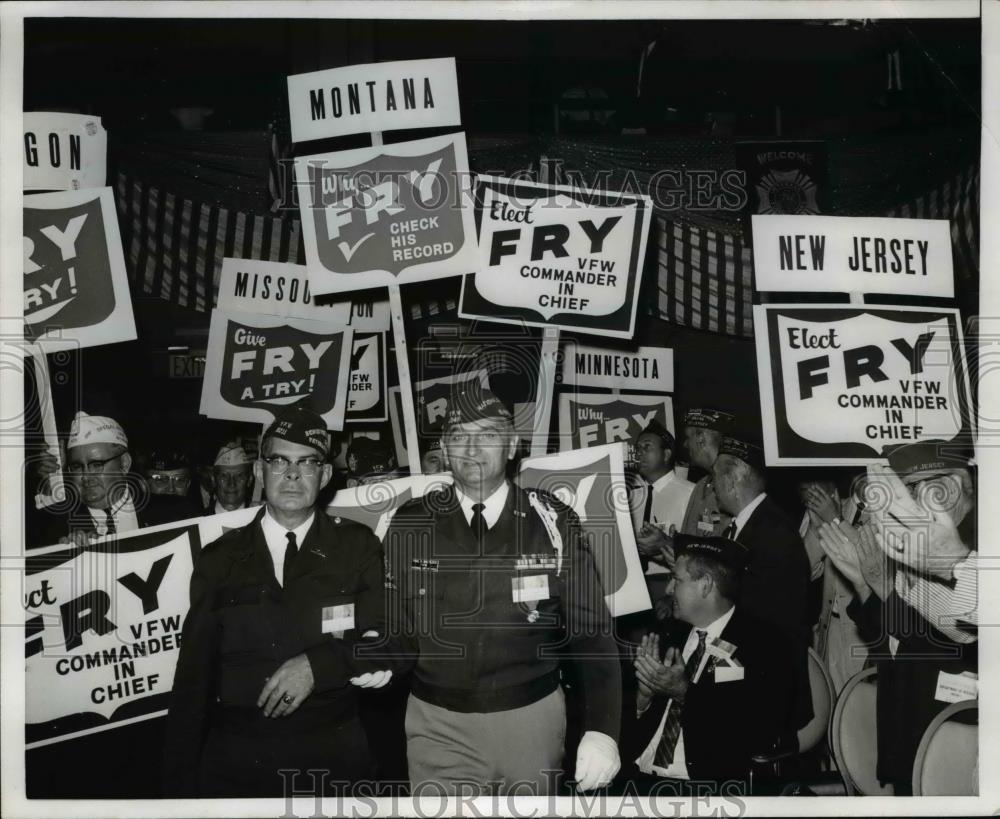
[162, 405, 409, 797]
[678, 408, 735, 538]
[623, 535, 797, 794]
[384, 387, 622, 795]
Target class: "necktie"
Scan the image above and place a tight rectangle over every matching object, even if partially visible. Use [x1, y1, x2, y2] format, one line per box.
[642, 485, 654, 525]
[104, 509, 116, 535]
[722, 521, 737, 540]
[653, 629, 707, 769]
[282, 531, 298, 585]
[470, 503, 486, 538]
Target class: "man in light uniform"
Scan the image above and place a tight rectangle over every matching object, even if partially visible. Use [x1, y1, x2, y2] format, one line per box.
[384, 387, 622, 795]
[678, 408, 735, 538]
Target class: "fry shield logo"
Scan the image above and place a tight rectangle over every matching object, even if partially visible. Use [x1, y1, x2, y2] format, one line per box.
[306, 143, 465, 276]
[220, 320, 346, 414]
[23, 197, 115, 337]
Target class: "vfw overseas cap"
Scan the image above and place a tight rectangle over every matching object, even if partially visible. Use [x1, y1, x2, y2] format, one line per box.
[67, 411, 128, 450]
[445, 386, 513, 428]
[883, 439, 972, 483]
[718, 435, 766, 471]
[683, 408, 735, 433]
[262, 405, 330, 458]
[676, 533, 751, 572]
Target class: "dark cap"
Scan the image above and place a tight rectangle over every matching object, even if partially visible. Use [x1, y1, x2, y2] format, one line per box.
[637, 418, 675, 451]
[263, 405, 330, 458]
[718, 435, 766, 471]
[676, 533, 751, 572]
[347, 437, 396, 477]
[445, 386, 513, 428]
[883, 440, 971, 484]
[149, 450, 190, 471]
[683, 408, 735, 433]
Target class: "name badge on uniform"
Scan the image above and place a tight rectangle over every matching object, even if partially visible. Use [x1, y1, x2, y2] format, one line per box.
[411, 558, 440, 572]
[515, 554, 557, 571]
[512, 574, 549, 604]
[934, 670, 978, 703]
[321, 603, 355, 637]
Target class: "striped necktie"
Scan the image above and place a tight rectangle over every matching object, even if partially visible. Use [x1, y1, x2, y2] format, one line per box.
[653, 629, 707, 768]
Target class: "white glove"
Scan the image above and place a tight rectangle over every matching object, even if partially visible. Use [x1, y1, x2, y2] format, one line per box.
[349, 669, 393, 689]
[574, 730, 620, 791]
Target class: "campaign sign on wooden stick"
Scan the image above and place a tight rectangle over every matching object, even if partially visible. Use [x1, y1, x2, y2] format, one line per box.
[751, 214, 954, 298]
[459, 176, 653, 340]
[24, 187, 136, 351]
[24, 112, 107, 192]
[561, 342, 674, 392]
[753, 304, 974, 464]
[287, 58, 461, 143]
[517, 443, 650, 617]
[200, 309, 353, 430]
[295, 132, 478, 295]
[559, 393, 675, 467]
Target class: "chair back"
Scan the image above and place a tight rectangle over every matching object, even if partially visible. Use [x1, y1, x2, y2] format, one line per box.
[830, 667, 893, 795]
[912, 701, 978, 796]
[797, 647, 835, 753]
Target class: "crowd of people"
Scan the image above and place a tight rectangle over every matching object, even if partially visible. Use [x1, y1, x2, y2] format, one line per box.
[22, 389, 978, 798]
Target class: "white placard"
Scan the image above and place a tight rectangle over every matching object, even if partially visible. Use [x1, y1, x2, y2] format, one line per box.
[217, 259, 389, 329]
[751, 214, 954, 298]
[24, 112, 107, 192]
[753, 303, 974, 465]
[24, 187, 136, 351]
[287, 57, 461, 142]
[558, 392, 675, 466]
[561, 342, 674, 392]
[459, 176, 653, 340]
[296, 133, 478, 295]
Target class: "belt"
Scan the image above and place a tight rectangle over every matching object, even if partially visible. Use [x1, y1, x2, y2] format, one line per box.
[411, 670, 560, 713]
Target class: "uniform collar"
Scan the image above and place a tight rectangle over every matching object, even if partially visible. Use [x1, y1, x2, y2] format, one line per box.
[454, 481, 510, 529]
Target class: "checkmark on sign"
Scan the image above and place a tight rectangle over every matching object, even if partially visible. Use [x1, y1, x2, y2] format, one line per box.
[338, 233, 374, 261]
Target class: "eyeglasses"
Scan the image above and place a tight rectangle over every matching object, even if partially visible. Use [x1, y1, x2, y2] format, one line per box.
[66, 454, 122, 475]
[148, 473, 192, 489]
[262, 455, 324, 476]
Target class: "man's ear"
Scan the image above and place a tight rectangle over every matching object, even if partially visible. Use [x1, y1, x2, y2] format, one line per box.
[699, 573, 715, 599]
[120, 452, 133, 474]
[319, 463, 333, 491]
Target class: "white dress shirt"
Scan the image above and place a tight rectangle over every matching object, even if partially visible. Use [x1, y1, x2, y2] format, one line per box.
[636, 471, 696, 576]
[87, 491, 139, 536]
[731, 492, 767, 539]
[455, 481, 509, 530]
[636, 605, 736, 779]
[260, 509, 315, 586]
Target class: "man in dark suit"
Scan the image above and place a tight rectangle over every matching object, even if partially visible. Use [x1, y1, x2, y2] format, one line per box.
[162, 405, 409, 797]
[622, 535, 796, 794]
[711, 434, 812, 732]
[27, 411, 201, 549]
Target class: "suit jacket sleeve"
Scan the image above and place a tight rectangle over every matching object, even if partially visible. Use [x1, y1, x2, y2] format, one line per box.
[161, 549, 221, 797]
[561, 508, 623, 741]
[741, 512, 809, 633]
[306, 525, 414, 692]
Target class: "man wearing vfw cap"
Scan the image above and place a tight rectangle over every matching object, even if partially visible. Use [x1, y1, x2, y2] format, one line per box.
[678, 408, 735, 539]
[207, 441, 258, 513]
[624, 535, 797, 793]
[384, 386, 622, 795]
[29, 411, 199, 548]
[163, 405, 410, 797]
[821, 439, 978, 793]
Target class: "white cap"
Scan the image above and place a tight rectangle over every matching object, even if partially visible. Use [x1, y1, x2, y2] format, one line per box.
[67, 411, 128, 450]
[214, 441, 254, 467]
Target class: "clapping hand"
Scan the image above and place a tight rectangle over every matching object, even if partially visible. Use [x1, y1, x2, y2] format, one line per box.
[803, 484, 840, 524]
[865, 464, 971, 580]
[634, 634, 689, 703]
